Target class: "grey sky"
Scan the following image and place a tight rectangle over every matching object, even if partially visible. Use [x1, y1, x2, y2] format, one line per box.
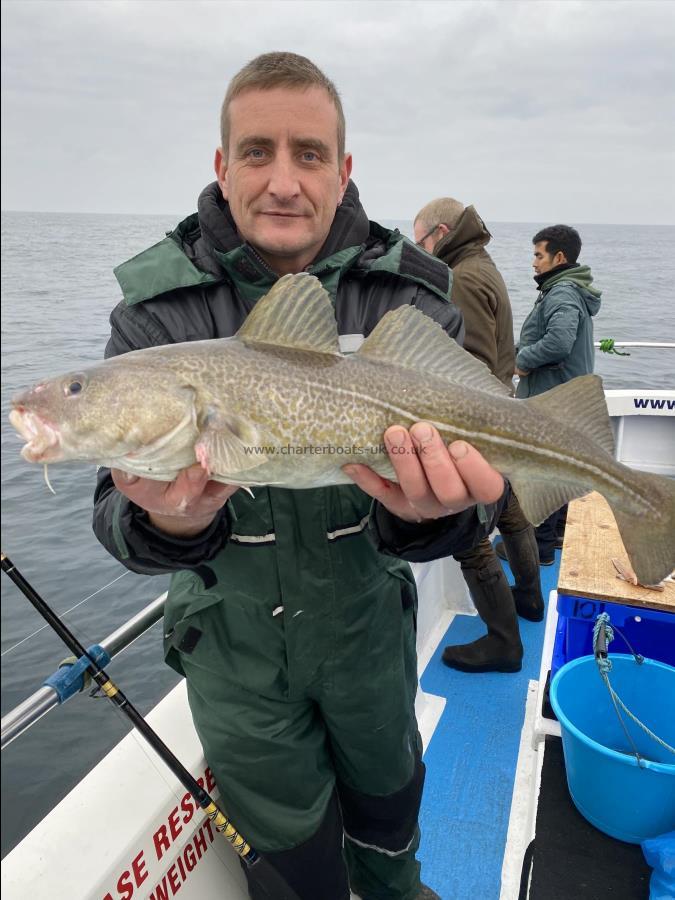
[2, 0, 674, 224]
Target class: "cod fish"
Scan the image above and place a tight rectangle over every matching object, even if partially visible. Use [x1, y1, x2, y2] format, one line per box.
[9, 273, 675, 586]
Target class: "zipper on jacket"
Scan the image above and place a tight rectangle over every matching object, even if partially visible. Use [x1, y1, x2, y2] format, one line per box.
[243, 244, 279, 280]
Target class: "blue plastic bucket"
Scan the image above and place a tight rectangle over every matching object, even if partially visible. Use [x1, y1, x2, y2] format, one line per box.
[550, 654, 675, 844]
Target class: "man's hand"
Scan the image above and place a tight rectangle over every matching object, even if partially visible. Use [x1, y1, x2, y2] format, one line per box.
[514, 366, 530, 377]
[112, 465, 238, 537]
[343, 423, 504, 523]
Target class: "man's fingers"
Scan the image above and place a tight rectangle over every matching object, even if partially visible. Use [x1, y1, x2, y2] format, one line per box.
[112, 465, 236, 518]
[342, 464, 421, 522]
[203, 480, 239, 504]
[111, 464, 236, 538]
[111, 467, 163, 506]
[342, 463, 396, 503]
[115, 469, 139, 486]
[166, 465, 208, 505]
[447, 441, 505, 503]
[384, 426, 431, 504]
[408, 423, 467, 511]
[204, 481, 236, 500]
[381, 426, 505, 517]
[165, 467, 241, 514]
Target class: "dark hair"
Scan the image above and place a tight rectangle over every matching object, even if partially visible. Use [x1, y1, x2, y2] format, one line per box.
[532, 225, 582, 264]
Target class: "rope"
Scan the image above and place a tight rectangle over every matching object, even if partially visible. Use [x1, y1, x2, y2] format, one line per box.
[592, 613, 675, 764]
[598, 338, 631, 356]
[601, 675, 675, 757]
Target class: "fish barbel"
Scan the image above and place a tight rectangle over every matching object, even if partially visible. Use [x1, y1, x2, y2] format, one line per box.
[9, 273, 675, 585]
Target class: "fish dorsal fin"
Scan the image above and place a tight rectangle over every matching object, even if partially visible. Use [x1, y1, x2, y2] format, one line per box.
[357, 305, 512, 397]
[524, 375, 615, 455]
[236, 273, 341, 356]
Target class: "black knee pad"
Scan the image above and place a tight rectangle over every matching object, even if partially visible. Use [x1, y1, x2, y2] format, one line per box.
[339, 750, 425, 854]
[241, 790, 349, 900]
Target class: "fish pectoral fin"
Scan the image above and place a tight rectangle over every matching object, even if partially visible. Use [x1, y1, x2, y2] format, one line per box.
[524, 375, 615, 455]
[507, 469, 589, 526]
[195, 410, 269, 477]
[236, 273, 342, 357]
[357, 305, 512, 396]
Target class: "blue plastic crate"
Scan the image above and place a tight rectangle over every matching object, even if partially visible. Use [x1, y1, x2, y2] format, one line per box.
[551, 593, 675, 679]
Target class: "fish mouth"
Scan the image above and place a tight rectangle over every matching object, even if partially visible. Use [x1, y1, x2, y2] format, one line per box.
[9, 408, 63, 463]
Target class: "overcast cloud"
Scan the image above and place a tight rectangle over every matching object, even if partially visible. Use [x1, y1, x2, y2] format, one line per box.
[2, 0, 674, 224]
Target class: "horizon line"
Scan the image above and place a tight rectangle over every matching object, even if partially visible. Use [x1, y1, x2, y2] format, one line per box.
[1, 208, 674, 228]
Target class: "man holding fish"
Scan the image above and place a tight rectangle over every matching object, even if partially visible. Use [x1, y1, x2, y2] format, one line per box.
[12, 49, 673, 900]
[91, 52, 505, 900]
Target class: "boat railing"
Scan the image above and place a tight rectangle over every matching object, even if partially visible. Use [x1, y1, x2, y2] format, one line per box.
[594, 342, 674, 349]
[1, 592, 167, 750]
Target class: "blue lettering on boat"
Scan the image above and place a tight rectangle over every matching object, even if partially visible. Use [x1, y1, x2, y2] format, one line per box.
[633, 397, 675, 410]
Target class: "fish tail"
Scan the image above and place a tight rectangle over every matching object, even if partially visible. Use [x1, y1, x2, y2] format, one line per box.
[512, 376, 674, 584]
[507, 375, 616, 528]
[608, 469, 675, 586]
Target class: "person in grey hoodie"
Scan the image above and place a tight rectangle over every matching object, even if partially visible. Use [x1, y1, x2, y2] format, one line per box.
[515, 225, 602, 397]
[513, 224, 602, 560]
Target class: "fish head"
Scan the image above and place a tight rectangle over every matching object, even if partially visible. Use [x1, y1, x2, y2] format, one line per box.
[10, 362, 196, 466]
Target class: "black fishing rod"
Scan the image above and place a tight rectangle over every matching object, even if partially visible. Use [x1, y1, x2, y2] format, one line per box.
[1, 551, 301, 900]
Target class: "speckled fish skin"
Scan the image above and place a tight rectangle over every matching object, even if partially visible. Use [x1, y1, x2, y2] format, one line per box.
[9, 273, 675, 585]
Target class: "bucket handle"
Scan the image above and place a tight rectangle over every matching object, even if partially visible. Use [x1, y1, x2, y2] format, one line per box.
[592, 613, 675, 768]
[593, 613, 644, 668]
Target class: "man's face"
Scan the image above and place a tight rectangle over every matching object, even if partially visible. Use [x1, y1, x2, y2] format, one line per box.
[413, 221, 449, 255]
[532, 241, 566, 276]
[215, 86, 352, 275]
[413, 221, 438, 254]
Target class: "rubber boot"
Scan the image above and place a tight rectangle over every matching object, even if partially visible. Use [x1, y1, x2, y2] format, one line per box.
[416, 886, 441, 900]
[501, 527, 545, 622]
[442, 561, 523, 673]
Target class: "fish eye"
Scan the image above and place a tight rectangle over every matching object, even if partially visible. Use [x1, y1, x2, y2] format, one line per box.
[64, 377, 85, 397]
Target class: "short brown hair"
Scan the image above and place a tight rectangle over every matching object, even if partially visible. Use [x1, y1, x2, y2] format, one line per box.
[414, 197, 465, 233]
[220, 52, 346, 161]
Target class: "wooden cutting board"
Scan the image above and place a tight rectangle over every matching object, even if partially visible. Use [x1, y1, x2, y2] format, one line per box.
[557, 492, 675, 614]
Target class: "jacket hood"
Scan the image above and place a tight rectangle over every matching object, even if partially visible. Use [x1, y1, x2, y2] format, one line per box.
[434, 205, 491, 267]
[196, 182, 241, 255]
[539, 263, 602, 315]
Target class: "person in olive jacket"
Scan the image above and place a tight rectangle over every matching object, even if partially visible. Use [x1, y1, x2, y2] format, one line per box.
[414, 199, 515, 386]
[414, 200, 544, 677]
[514, 224, 602, 560]
[92, 53, 506, 900]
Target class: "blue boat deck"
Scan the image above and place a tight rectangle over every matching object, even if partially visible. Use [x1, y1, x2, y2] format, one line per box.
[419, 550, 562, 899]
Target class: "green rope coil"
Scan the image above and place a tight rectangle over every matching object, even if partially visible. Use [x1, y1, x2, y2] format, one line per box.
[599, 338, 631, 356]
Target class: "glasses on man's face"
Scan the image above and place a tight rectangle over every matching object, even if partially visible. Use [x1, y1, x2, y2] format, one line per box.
[415, 224, 439, 247]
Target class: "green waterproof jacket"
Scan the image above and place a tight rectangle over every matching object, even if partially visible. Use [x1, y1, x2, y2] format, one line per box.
[515, 264, 602, 398]
[92, 181, 504, 678]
